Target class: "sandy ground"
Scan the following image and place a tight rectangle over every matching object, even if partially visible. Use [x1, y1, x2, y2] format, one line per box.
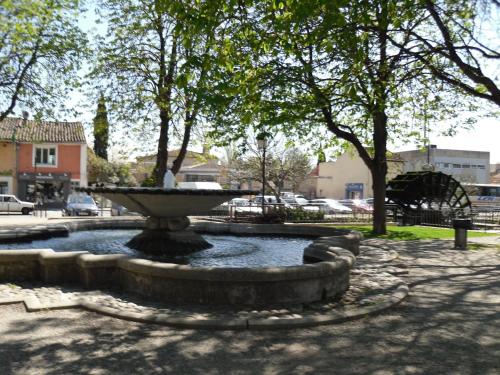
[0, 240, 499, 375]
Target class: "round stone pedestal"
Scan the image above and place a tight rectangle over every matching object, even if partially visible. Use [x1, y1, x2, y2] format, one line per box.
[126, 216, 211, 255]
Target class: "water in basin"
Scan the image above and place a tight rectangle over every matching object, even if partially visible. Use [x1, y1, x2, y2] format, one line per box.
[0, 229, 312, 268]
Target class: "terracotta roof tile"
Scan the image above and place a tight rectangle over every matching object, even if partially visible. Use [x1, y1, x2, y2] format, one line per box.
[0, 117, 86, 143]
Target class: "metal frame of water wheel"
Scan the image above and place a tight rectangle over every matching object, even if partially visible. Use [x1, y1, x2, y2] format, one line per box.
[386, 171, 471, 225]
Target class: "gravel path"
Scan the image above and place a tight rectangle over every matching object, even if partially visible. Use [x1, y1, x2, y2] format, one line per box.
[1, 240, 499, 375]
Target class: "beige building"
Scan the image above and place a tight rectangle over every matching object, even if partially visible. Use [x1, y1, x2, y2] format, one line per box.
[310, 151, 404, 200]
[298, 166, 319, 199]
[491, 163, 500, 184]
[133, 149, 223, 185]
[0, 141, 16, 194]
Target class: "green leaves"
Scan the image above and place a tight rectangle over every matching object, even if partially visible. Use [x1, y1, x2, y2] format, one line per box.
[0, 0, 88, 120]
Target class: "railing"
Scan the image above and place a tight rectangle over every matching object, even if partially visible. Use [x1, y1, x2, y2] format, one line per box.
[205, 202, 379, 224]
[203, 203, 500, 229]
[471, 206, 500, 229]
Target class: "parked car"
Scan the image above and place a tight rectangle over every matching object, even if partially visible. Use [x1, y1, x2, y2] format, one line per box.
[339, 199, 373, 213]
[0, 194, 34, 215]
[111, 202, 129, 216]
[282, 196, 320, 212]
[212, 198, 250, 213]
[253, 195, 279, 204]
[229, 198, 251, 207]
[254, 195, 294, 209]
[309, 199, 352, 213]
[228, 198, 263, 213]
[64, 194, 99, 216]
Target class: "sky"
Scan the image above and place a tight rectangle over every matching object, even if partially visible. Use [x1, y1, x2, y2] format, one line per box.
[68, 3, 500, 164]
[393, 117, 500, 163]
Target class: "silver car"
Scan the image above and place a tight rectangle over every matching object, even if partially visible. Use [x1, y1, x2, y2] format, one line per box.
[64, 194, 99, 216]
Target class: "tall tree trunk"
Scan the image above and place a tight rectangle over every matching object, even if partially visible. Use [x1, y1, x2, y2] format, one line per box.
[155, 108, 170, 185]
[371, 110, 388, 234]
[171, 113, 193, 175]
[153, 30, 178, 186]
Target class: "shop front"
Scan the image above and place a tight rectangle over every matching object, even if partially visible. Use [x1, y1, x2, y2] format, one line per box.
[345, 183, 364, 199]
[17, 172, 71, 208]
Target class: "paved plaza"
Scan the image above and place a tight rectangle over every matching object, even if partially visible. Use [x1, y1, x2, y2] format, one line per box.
[0, 238, 499, 374]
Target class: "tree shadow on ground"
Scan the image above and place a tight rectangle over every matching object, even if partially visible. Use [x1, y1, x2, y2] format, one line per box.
[0, 242, 499, 375]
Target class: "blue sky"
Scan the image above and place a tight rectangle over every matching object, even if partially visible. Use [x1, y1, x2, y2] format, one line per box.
[72, 2, 500, 163]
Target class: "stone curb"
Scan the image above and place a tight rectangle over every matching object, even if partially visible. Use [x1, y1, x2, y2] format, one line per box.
[0, 218, 413, 329]
[0, 221, 362, 306]
[0, 279, 409, 330]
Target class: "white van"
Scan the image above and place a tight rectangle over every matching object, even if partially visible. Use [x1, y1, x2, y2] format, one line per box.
[0, 194, 35, 215]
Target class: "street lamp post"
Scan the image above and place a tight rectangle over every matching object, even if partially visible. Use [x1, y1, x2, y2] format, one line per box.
[257, 132, 268, 216]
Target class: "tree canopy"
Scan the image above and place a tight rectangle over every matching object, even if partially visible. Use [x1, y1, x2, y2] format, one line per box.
[0, 0, 88, 121]
[91, 0, 227, 185]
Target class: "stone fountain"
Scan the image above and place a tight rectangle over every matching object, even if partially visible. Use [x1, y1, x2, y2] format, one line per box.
[77, 183, 254, 255]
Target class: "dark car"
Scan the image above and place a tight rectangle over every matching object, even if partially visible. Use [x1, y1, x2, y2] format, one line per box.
[64, 194, 99, 216]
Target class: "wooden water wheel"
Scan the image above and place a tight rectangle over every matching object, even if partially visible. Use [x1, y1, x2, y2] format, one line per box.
[386, 171, 471, 225]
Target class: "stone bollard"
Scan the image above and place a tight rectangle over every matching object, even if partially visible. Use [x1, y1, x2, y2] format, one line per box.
[452, 218, 472, 250]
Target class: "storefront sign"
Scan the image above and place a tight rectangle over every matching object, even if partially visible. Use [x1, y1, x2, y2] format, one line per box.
[18, 172, 71, 181]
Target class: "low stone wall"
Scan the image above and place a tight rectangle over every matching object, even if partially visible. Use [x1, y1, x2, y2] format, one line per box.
[0, 219, 362, 306]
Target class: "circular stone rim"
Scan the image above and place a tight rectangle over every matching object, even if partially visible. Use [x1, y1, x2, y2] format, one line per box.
[76, 187, 259, 195]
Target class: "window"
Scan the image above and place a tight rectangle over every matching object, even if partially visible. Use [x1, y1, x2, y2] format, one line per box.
[0, 182, 8, 194]
[477, 165, 485, 169]
[462, 164, 470, 169]
[70, 181, 80, 191]
[443, 163, 449, 168]
[34, 146, 56, 166]
[453, 164, 461, 168]
[185, 174, 216, 182]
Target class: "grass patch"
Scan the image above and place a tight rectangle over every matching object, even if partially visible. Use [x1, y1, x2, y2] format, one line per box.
[327, 224, 499, 241]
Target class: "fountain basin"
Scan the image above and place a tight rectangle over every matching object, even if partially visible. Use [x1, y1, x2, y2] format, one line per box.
[0, 220, 361, 306]
[76, 187, 257, 255]
[76, 187, 256, 217]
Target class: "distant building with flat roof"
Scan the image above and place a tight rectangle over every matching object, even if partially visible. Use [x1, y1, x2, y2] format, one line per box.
[397, 146, 490, 184]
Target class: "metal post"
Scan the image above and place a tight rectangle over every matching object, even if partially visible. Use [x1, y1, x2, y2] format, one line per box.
[454, 228, 467, 249]
[257, 132, 268, 217]
[453, 218, 472, 250]
[262, 145, 266, 215]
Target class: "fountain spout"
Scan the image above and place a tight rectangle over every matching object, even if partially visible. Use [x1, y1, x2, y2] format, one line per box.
[163, 169, 175, 189]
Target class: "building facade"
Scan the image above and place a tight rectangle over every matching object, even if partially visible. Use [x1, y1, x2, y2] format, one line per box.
[490, 163, 500, 184]
[0, 117, 87, 207]
[397, 146, 490, 184]
[309, 151, 404, 200]
[0, 141, 16, 194]
[297, 165, 319, 199]
[133, 149, 223, 185]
